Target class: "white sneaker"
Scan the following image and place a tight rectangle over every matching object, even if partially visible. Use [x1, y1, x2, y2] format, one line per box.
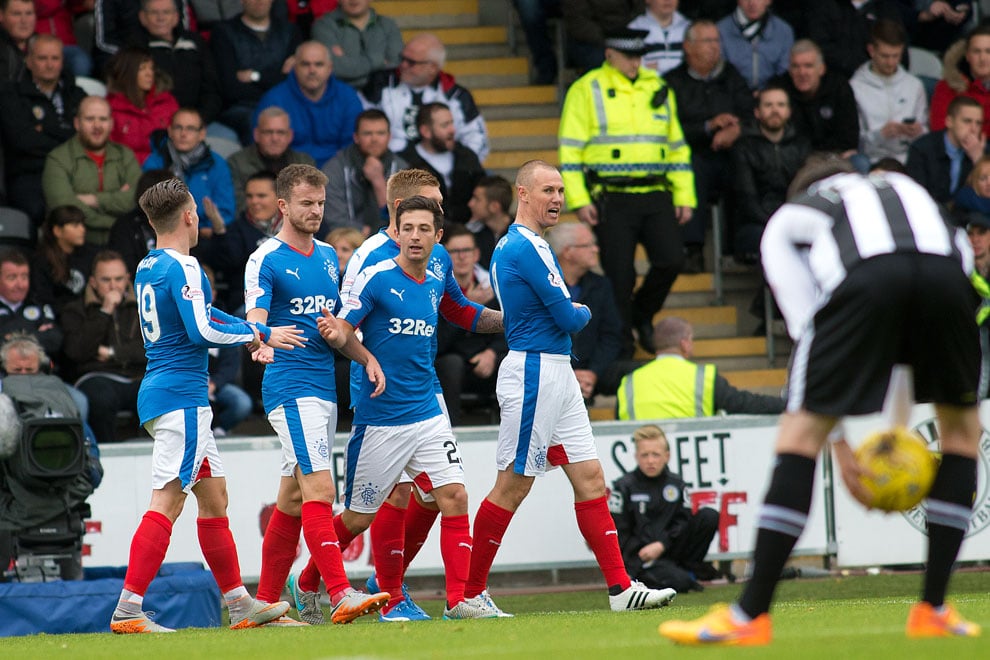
[110, 611, 176, 634]
[473, 590, 514, 618]
[608, 581, 676, 612]
[229, 599, 291, 629]
[443, 599, 496, 620]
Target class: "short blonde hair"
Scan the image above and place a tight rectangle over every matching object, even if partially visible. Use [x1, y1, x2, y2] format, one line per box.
[632, 424, 669, 451]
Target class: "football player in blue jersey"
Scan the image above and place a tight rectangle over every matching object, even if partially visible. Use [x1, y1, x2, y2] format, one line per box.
[292, 169, 504, 620]
[316, 195, 494, 620]
[465, 160, 678, 615]
[110, 178, 306, 634]
[244, 164, 389, 625]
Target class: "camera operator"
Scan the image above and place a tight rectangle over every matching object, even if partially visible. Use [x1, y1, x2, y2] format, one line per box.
[0, 333, 102, 581]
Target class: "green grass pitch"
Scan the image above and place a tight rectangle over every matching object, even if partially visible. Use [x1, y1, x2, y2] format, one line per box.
[3, 571, 988, 659]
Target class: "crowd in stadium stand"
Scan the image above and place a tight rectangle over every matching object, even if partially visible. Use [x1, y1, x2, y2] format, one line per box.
[1, 0, 989, 441]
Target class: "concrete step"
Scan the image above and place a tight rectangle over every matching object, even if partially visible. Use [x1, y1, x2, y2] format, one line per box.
[486, 148, 558, 170]
[445, 56, 529, 76]
[488, 117, 560, 151]
[474, 85, 558, 106]
[723, 368, 788, 390]
[402, 25, 506, 45]
[654, 306, 737, 339]
[381, 0, 480, 28]
[482, 104, 562, 120]
[631, 336, 773, 366]
[455, 72, 531, 88]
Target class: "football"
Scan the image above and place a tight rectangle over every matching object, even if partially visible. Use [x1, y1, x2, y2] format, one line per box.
[854, 427, 938, 512]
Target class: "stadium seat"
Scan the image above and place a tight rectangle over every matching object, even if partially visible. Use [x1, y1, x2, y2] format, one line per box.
[0, 206, 33, 247]
[75, 76, 107, 97]
[908, 47, 943, 100]
[206, 135, 241, 159]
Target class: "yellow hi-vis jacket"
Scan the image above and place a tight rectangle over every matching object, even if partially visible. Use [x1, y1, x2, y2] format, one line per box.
[558, 61, 696, 211]
[617, 355, 715, 420]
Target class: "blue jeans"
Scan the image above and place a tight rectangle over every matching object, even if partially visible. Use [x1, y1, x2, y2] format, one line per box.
[213, 383, 253, 432]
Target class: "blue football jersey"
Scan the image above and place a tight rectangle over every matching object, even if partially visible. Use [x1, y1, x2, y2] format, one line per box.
[341, 228, 483, 403]
[245, 237, 341, 412]
[339, 259, 444, 426]
[491, 224, 591, 355]
[134, 248, 261, 424]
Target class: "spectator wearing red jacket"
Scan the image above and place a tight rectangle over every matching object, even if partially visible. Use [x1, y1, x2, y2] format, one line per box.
[34, 0, 92, 76]
[106, 46, 179, 164]
[930, 25, 990, 137]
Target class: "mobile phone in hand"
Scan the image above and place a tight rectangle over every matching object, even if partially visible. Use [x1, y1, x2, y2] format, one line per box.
[902, 117, 916, 124]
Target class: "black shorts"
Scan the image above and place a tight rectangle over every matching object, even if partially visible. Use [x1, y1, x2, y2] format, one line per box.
[787, 253, 979, 416]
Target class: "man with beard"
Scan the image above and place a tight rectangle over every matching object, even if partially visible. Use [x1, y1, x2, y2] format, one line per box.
[399, 102, 484, 226]
[43, 97, 143, 245]
[244, 163, 389, 625]
[731, 84, 810, 261]
[322, 108, 408, 235]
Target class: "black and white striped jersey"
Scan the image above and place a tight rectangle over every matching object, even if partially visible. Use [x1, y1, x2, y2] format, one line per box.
[761, 171, 974, 340]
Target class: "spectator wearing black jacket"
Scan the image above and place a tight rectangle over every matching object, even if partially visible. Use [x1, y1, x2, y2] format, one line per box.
[399, 102, 485, 226]
[0, 0, 34, 83]
[768, 39, 860, 155]
[210, 0, 302, 143]
[807, 0, 910, 80]
[434, 226, 507, 426]
[610, 424, 720, 593]
[94, 0, 189, 71]
[546, 221, 622, 400]
[128, 0, 223, 127]
[731, 84, 810, 259]
[0, 34, 85, 232]
[205, 170, 280, 311]
[665, 19, 752, 272]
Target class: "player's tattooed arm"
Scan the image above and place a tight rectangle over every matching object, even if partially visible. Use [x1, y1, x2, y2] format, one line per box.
[475, 307, 504, 333]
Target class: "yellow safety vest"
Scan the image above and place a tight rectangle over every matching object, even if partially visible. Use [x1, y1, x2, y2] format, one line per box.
[617, 355, 716, 420]
[558, 61, 696, 211]
[972, 271, 990, 326]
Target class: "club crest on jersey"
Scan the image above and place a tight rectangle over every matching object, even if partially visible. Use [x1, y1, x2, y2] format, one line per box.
[325, 259, 338, 284]
[430, 257, 444, 279]
[662, 485, 680, 503]
[181, 285, 204, 300]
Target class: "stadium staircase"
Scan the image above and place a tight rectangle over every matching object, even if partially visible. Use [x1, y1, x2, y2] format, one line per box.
[383, 0, 791, 420]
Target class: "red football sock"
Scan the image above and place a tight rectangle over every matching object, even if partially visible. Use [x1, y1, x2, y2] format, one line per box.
[197, 517, 244, 593]
[333, 513, 357, 552]
[575, 495, 630, 591]
[255, 508, 301, 603]
[301, 500, 351, 598]
[122, 511, 173, 595]
[403, 496, 440, 572]
[465, 499, 514, 598]
[298, 557, 320, 593]
[295, 514, 358, 594]
[439, 514, 471, 606]
[371, 502, 406, 610]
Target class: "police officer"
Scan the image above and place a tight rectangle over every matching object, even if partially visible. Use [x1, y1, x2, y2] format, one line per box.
[559, 28, 695, 356]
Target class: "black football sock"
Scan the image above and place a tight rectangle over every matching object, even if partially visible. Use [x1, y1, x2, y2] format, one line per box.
[738, 453, 817, 619]
[922, 453, 976, 607]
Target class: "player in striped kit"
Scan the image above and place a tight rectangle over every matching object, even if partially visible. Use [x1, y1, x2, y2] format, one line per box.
[110, 179, 305, 634]
[464, 160, 677, 616]
[244, 164, 389, 626]
[660, 160, 983, 645]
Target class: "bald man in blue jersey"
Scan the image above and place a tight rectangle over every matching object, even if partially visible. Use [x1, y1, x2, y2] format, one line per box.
[111, 178, 305, 634]
[464, 160, 678, 616]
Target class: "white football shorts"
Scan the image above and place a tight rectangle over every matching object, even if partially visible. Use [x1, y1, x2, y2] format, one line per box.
[496, 350, 598, 477]
[145, 406, 225, 491]
[267, 397, 337, 477]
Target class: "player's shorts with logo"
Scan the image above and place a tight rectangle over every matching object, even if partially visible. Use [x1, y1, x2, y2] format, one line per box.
[267, 397, 337, 476]
[145, 406, 225, 491]
[391, 393, 447, 502]
[343, 413, 464, 513]
[496, 350, 598, 476]
[787, 253, 979, 416]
